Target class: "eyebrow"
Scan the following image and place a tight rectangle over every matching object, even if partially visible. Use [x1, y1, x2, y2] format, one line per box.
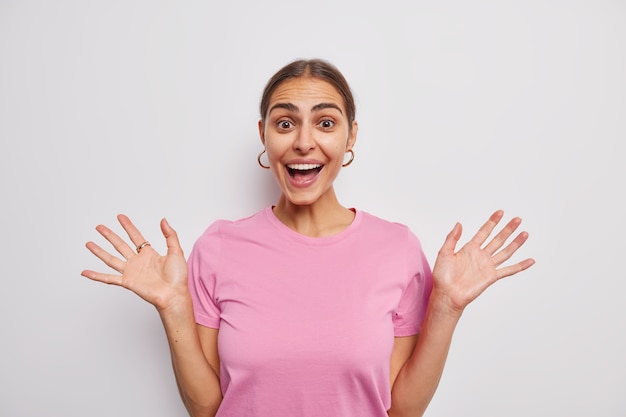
[268, 102, 344, 115]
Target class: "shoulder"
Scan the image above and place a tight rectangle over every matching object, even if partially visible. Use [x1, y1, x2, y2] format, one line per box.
[358, 210, 411, 237]
[357, 210, 425, 251]
[192, 208, 269, 248]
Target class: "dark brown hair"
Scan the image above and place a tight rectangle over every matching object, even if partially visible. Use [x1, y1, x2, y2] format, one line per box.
[259, 59, 356, 130]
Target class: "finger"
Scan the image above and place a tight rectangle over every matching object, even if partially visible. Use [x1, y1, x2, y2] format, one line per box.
[95, 224, 135, 260]
[85, 241, 126, 272]
[81, 269, 124, 286]
[492, 231, 530, 266]
[496, 258, 536, 280]
[438, 222, 462, 257]
[117, 214, 149, 252]
[470, 210, 504, 247]
[483, 216, 522, 255]
[161, 218, 184, 257]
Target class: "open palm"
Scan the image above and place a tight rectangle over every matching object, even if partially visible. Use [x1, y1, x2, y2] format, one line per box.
[432, 210, 535, 314]
[81, 215, 189, 312]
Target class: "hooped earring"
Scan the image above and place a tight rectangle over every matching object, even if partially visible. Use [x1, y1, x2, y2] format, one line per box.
[342, 149, 355, 167]
[257, 149, 270, 169]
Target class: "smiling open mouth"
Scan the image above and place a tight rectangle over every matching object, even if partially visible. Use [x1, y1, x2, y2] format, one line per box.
[286, 163, 323, 179]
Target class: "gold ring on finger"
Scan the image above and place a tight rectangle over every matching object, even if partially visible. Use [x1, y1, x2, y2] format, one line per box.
[136, 241, 151, 254]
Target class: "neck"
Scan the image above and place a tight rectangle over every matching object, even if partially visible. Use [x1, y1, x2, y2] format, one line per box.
[273, 188, 355, 237]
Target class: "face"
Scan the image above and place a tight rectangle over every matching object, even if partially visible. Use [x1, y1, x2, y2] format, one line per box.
[258, 77, 357, 206]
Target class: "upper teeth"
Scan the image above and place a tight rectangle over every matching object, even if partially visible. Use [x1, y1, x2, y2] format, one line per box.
[287, 164, 322, 170]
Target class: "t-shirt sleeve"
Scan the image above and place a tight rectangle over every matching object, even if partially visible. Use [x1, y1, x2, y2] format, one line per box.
[187, 222, 223, 329]
[393, 229, 433, 337]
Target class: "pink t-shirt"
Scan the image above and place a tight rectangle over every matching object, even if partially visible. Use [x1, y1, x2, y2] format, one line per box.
[188, 207, 432, 416]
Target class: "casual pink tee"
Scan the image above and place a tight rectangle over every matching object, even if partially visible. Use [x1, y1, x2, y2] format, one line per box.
[188, 207, 432, 417]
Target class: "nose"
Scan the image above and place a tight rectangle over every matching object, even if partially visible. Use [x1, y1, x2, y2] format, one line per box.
[293, 125, 315, 153]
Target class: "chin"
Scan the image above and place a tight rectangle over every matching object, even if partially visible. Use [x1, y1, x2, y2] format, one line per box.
[281, 187, 326, 207]
[285, 195, 320, 207]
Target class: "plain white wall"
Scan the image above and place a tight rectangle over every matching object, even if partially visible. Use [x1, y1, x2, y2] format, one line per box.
[1, 1, 624, 415]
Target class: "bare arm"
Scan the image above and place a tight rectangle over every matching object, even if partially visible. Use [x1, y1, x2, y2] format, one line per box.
[389, 335, 418, 390]
[161, 298, 222, 416]
[82, 215, 222, 416]
[388, 211, 535, 416]
[388, 294, 460, 417]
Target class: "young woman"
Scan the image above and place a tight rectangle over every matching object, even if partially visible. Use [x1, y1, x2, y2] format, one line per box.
[82, 59, 535, 417]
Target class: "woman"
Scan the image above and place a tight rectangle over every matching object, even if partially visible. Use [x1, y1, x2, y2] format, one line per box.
[82, 59, 535, 417]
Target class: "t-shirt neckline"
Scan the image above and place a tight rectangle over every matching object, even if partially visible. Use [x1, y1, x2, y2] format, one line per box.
[264, 206, 362, 246]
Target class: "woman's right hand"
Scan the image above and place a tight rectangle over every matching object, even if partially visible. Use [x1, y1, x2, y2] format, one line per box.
[81, 215, 189, 313]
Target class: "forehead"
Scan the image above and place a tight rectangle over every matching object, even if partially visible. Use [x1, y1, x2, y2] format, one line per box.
[269, 77, 345, 111]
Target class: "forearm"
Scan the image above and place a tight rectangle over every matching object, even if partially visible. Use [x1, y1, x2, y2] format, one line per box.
[388, 291, 462, 417]
[159, 297, 222, 417]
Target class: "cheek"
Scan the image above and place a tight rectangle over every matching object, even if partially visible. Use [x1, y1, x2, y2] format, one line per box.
[264, 138, 286, 159]
[327, 141, 349, 160]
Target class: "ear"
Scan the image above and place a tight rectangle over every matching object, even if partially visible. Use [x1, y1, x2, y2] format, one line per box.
[346, 120, 358, 151]
[258, 119, 265, 145]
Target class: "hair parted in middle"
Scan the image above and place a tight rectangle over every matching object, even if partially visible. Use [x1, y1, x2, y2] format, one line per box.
[259, 59, 356, 131]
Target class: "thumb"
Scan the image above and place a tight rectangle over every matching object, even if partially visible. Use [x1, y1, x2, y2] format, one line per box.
[439, 222, 462, 257]
[160, 218, 184, 257]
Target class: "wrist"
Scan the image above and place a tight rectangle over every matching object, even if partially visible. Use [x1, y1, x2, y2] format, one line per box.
[427, 289, 465, 322]
[156, 290, 194, 318]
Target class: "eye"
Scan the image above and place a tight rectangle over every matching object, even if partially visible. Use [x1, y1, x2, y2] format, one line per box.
[318, 119, 335, 129]
[277, 120, 294, 130]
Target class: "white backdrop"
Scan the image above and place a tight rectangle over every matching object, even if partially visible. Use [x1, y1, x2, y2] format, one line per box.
[1, 1, 624, 416]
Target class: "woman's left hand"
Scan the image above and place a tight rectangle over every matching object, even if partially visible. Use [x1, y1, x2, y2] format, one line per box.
[431, 210, 535, 316]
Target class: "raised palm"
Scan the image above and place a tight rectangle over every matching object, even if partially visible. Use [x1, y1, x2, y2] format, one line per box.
[81, 215, 189, 312]
[431, 210, 535, 314]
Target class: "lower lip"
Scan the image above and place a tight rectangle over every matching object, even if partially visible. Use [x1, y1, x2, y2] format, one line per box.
[286, 166, 323, 188]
